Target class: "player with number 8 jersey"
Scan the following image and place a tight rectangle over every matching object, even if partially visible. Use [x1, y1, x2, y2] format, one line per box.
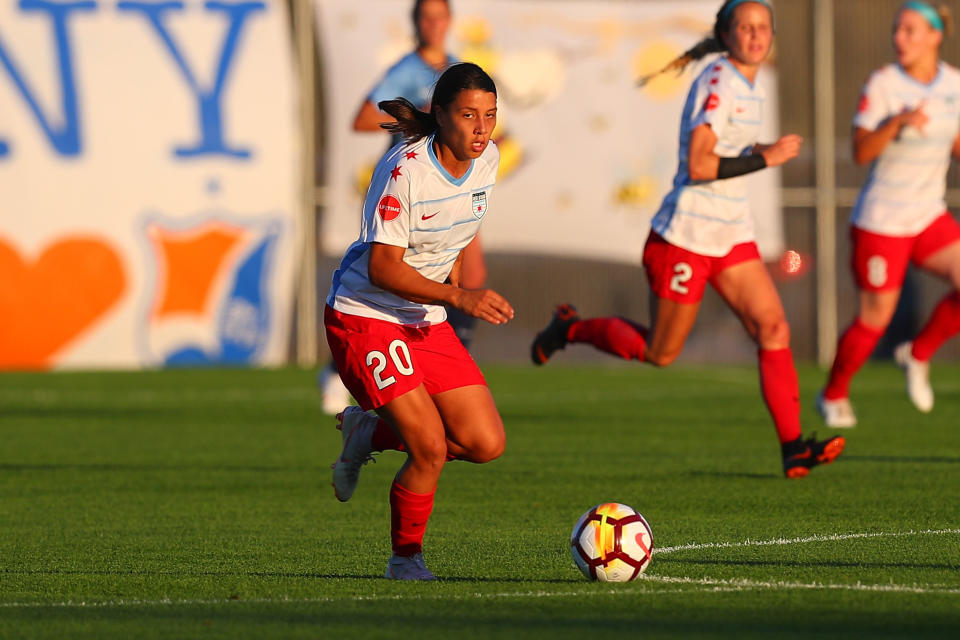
[530, 0, 845, 478]
[818, 2, 960, 427]
[325, 62, 514, 580]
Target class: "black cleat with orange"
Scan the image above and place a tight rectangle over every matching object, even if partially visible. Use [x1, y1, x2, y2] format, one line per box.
[531, 303, 580, 365]
[782, 433, 845, 478]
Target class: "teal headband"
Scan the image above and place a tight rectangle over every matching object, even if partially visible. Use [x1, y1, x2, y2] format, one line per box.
[720, 0, 772, 22]
[902, 1, 945, 32]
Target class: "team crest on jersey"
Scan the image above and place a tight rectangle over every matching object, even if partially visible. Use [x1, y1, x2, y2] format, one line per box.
[472, 191, 487, 219]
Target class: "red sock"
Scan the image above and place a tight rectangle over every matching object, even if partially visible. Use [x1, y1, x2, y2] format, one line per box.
[912, 292, 960, 362]
[390, 481, 435, 556]
[567, 317, 648, 361]
[371, 419, 404, 452]
[758, 348, 802, 444]
[823, 319, 884, 400]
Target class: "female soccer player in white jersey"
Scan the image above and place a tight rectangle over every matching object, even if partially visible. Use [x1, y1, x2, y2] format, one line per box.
[321, 0, 486, 413]
[818, 2, 960, 427]
[326, 63, 512, 580]
[530, 0, 845, 478]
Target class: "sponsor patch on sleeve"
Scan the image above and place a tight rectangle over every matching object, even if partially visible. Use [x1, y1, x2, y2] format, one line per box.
[377, 195, 402, 221]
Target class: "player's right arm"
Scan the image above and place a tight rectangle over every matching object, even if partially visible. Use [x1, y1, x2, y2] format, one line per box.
[685, 71, 798, 182]
[852, 105, 928, 166]
[851, 69, 928, 166]
[688, 124, 801, 180]
[367, 243, 513, 325]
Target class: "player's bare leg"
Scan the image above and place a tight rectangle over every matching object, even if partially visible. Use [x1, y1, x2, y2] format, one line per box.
[904, 239, 960, 412]
[818, 288, 898, 427]
[713, 258, 843, 477]
[431, 384, 505, 464]
[644, 295, 700, 367]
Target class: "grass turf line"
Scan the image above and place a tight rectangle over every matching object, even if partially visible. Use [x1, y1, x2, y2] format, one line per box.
[0, 364, 958, 639]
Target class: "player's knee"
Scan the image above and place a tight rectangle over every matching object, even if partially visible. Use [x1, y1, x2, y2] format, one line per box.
[646, 348, 678, 368]
[758, 317, 791, 349]
[409, 437, 448, 472]
[472, 432, 505, 463]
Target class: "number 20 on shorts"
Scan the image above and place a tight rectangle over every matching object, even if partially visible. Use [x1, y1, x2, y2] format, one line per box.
[365, 340, 415, 389]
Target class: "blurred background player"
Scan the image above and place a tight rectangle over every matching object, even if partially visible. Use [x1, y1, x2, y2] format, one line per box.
[817, 2, 960, 427]
[325, 63, 513, 580]
[319, 0, 487, 413]
[530, 0, 845, 478]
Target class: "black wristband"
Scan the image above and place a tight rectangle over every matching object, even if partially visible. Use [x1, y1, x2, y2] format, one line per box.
[716, 154, 767, 180]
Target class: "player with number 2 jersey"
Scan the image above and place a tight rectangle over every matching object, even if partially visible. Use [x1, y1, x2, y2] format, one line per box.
[530, 0, 845, 478]
[325, 63, 513, 581]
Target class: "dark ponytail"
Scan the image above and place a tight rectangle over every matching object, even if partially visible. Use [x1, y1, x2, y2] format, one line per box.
[638, 0, 772, 87]
[379, 97, 437, 142]
[379, 62, 497, 143]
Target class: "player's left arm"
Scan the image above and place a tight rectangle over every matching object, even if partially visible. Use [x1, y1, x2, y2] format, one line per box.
[368, 243, 513, 325]
[446, 249, 465, 288]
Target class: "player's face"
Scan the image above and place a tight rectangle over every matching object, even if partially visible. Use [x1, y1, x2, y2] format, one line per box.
[723, 3, 773, 67]
[893, 10, 942, 68]
[435, 89, 498, 161]
[416, 0, 450, 49]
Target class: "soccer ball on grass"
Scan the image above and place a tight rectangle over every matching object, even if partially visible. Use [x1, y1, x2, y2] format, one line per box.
[570, 502, 653, 582]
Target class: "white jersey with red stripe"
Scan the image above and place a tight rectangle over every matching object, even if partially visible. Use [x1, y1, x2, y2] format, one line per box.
[651, 56, 766, 257]
[852, 62, 960, 236]
[327, 135, 499, 326]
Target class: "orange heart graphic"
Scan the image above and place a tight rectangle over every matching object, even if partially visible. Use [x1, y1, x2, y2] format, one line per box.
[0, 237, 126, 370]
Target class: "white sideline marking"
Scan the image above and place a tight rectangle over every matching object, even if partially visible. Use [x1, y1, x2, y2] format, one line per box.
[640, 574, 960, 595]
[3, 529, 957, 610]
[654, 528, 960, 555]
[1, 577, 957, 610]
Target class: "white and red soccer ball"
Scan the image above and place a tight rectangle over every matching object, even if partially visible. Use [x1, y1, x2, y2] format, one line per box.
[570, 503, 653, 582]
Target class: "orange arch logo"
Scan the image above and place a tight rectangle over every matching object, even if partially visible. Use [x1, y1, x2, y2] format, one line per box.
[0, 237, 126, 370]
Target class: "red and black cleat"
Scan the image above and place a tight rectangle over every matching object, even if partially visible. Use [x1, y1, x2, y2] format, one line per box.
[530, 303, 580, 365]
[782, 433, 845, 478]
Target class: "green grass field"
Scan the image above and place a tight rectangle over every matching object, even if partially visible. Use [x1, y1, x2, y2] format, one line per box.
[1, 363, 958, 639]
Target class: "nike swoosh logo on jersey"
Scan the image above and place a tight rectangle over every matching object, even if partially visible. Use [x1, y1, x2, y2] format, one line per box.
[421, 211, 440, 220]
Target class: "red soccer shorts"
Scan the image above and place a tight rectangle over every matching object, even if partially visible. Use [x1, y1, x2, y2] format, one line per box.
[851, 212, 960, 292]
[642, 231, 762, 304]
[324, 305, 486, 410]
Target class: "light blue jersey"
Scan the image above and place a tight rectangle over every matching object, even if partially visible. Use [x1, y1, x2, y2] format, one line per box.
[367, 51, 458, 147]
[368, 51, 458, 109]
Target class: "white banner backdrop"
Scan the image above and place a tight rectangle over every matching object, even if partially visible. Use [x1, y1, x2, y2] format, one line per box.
[0, 0, 299, 370]
[315, 0, 784, 263]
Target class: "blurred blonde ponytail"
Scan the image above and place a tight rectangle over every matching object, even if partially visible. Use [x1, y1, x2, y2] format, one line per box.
[937, 4, 953, 36]
[637, 37, 725, 87]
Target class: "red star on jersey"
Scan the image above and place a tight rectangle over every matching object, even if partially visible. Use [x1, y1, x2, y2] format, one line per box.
[390, 165, 402, 181]
[405, 151, 418, 159]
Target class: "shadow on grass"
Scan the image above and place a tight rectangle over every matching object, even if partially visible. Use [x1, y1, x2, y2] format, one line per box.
[684, 471, 781, 480]
[0, 568, 580, 584]
[0, 463, 301, 473]
[657, 557, 960, 571]
[841, 455, 960, 464]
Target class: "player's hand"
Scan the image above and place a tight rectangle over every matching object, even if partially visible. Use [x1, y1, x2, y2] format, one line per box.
[761, 134, 803, 167]
[899, 102, 929, 133]
[454, 288, 514, 325]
